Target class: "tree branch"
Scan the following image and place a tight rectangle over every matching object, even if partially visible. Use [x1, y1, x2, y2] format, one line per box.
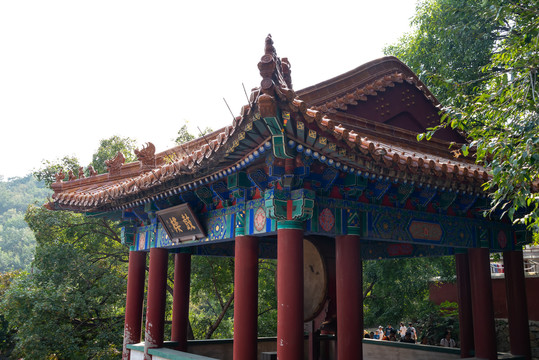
[363, 280, 376, 301]
[205, 291, 234, 339]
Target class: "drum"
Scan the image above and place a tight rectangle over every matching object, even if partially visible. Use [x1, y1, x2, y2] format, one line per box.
[303, 239, 328, 322]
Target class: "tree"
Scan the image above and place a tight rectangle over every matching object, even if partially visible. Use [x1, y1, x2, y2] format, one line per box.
[0, 271, 21, 358]
[175, 123, 213, 145]
[362, 256, 455, 328]
[385, 0, 500, 104]
[2, 127, 279, 360]
[0, 175, 50, 272]
[175, 124, 196, 145]
[187, 256, 277, 339]
[0, 175, 50, 214]
[444, 1, 539, 227]
[91, 135, 137, 174]
[0, 137, 136, 359]
[256, 259, 277, 337]
[189, 256, 235, 339]
[0, 206, 129, 359]
[387, 0, 539, 229]
[33, 156, 80, 188]
[0, 209, 36, 273]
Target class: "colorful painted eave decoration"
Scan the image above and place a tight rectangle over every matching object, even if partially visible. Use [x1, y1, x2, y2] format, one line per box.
[125, 194, 520, 254]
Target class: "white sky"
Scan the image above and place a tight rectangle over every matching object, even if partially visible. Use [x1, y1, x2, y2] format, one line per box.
[0, 0, 418, 180]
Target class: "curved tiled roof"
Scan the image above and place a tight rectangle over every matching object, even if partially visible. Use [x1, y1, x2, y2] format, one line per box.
[296, 56, 439, 108]
[47, 36, 490, 212]
[287, 94, 488, 186]
[49, 112, 260, 211]
[50, 139, 271, 210]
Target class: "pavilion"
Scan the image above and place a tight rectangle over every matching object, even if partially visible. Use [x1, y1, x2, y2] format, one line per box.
[46, 35, 532, 360]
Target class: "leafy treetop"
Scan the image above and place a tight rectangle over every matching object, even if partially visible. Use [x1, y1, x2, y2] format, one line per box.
[387, 0, 539, 230]
[91, 135, 137, 174]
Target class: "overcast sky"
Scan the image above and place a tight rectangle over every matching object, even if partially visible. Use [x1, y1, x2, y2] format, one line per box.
[0, 0, 418, 180]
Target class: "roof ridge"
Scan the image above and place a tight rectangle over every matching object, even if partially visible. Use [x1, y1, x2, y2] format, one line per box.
[296, 56, 440, 108]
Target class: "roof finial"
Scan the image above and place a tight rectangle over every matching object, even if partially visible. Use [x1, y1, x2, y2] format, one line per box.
[258, 34, 294, 93]
[264, 34, 276, 56]
[256, 34, 296, 118]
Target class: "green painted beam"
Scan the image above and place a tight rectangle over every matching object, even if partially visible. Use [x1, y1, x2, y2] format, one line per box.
[148, 347, 219, 360]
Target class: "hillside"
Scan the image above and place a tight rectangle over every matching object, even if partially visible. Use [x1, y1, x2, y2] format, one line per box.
[0, 175, 51, 272]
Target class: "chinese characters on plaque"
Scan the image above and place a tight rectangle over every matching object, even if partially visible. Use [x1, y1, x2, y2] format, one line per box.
[157, 203, 205, 242]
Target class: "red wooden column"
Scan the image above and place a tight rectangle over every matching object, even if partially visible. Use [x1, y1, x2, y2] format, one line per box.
[468, 247, 497, 360]
[171, 252, 191, 351]
[233, 235, 259, 360]
[144, 247, 169, 358]
[455, 251, 474, 358]
[503, 249, 531, 360]
[276, 221, 304, 360]
[122, 250, 147, 360]
[336, 234, 363, 360]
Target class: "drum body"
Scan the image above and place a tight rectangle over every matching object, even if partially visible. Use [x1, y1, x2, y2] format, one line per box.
[303, 239, 328, 322]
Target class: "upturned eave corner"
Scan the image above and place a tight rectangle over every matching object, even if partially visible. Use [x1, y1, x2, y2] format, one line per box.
[46, 35, 491, 214]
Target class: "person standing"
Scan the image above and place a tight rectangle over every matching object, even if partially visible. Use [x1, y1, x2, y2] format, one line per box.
[440, 331, 456, 347]
[376, 326, 384, 340]
[399, 322, 407, 339]
[385, 324, 393, 338]
[407, 322, 417, 342]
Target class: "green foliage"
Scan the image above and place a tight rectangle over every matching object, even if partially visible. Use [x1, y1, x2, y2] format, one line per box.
[388, 0, 539, 231]
[0, 209, 36, 273]
[175, 124, 196, 145]
[0, 175, 50, 214]
[362, 256, 456, 327]
[91, 135, 137, 174]
[0, 206, 129, 359]
[0, 271, 22, 358]
[446, 1, 539, 228]
[385, 0, 499, 103]
[190, 256, 235, 339]
[175, 123, 213, 145]
[415, 301, 459, 345]
[33, 156, 81, 188]
[32, 136, 137, 182]
[0, 175, 50, 272]
[257, 259, 277, 337]
[0, 136, 137, 358]
[188, 256, 277, 339]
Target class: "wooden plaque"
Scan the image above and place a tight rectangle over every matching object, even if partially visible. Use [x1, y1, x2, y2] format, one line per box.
[157, 203, 205, 242]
